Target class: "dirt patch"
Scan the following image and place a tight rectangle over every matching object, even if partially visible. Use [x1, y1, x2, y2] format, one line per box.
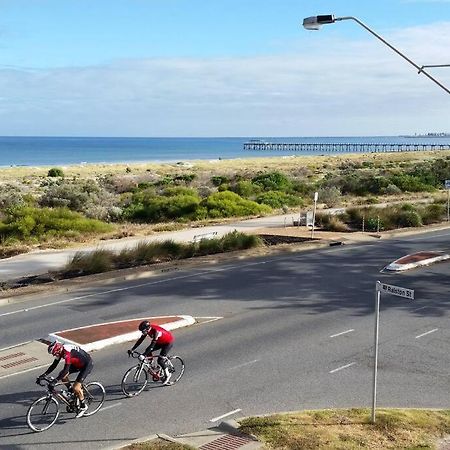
[258, 234, 315, 245]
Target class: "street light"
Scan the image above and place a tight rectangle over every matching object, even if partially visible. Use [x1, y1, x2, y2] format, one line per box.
[302, 15, 450, 95]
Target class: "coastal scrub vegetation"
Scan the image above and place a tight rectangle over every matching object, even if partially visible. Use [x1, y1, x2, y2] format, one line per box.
[1, 151, 450, 254]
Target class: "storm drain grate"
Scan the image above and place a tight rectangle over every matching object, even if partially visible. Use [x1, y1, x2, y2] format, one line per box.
[0, 352, 25, 362]
[2, 357, 38, 369]
[199, 434, 254, 450]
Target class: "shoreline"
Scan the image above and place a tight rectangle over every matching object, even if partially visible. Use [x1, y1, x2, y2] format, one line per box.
[1, 149, 450, 179]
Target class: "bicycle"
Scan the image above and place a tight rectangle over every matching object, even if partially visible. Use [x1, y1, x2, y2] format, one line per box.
[27, 376, 106, 432]
[121, 351, 185, 397]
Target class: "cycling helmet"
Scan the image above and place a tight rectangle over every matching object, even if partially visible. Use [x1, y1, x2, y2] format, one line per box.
[48, 341, 64, 357]
[138, 320, 151, 333]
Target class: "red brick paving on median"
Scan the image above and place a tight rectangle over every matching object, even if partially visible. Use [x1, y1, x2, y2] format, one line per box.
[55, 316, 182, 345]
[394, 251, 443, 265]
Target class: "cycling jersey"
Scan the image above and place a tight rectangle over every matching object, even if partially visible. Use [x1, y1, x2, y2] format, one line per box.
[43, 344, 92, 381]
[145, 324, 174, 345]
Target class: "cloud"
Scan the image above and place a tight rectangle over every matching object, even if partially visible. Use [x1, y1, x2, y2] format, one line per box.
[0, 22, 449, 136]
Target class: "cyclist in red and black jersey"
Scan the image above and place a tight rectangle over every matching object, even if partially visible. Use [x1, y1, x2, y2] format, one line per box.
[37, 342, 93, 417]
[128, 321, 174, 385]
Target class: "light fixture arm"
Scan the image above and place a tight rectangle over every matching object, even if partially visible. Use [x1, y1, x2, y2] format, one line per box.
[334, 16, 449, 94]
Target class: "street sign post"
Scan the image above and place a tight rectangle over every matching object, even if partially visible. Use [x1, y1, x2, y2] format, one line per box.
[445, 180, 450, 221]
[311, 192, 318, 238]
[371, 281, 414, 423]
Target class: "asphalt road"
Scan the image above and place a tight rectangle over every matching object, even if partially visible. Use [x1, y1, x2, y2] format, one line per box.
[0, 228, 449, 449]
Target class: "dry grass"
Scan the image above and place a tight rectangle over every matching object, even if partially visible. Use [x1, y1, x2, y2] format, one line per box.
[2, 150, 449, 182]
[125, 440, 194, 450]
[239, 408, 450, 449]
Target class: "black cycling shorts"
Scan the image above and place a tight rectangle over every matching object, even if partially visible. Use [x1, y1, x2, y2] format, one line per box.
[69, 360, 93, 383]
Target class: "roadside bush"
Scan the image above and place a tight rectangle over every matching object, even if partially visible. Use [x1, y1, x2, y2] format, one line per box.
[233, 180, 262, 198]
[47, 167, 64, 177]
[315, 213, 349, 232]
[64, 231, 262, 275]
[256, 191, 303, 209]
[211, 175, 230, 187]
[39, 180, 121, 221]
[389, 174, 434, 192]
[67, 250, 114, 274]
[317, 186, 341, 208]
[201, 191, 271, 218]
[420, 203, 446, 224]
[0, 206, 112, 244]
[252, 172, 292, 192]
[0, 184, 28, 210]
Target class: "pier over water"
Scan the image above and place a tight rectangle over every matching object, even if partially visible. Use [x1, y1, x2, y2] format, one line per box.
[243, 142, 449, 153]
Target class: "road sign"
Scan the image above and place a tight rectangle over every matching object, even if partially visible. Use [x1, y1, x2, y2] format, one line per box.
[445, 179, 450, 189]
[376, 281, 414, 299]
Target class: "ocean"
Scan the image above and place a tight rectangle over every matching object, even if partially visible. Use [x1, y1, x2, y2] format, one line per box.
[0, 136, 450, 167]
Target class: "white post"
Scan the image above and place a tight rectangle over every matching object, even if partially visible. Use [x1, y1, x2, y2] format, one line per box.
[311, 192, 318, 238]
[447, 189, 449, 222]
[372, 285, 381, 423]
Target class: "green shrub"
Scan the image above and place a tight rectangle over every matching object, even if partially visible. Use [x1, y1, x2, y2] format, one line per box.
[201, 191, 271, 218]
[317, 186, 341, 208]
[0, 206, 112, 243]
[233, 180, 262, 198]
[252, 172, 292, 192]
[256, 191, 302, 208]
[420, 203, 446, 224]
[211, 175, 230, 187]
[47, 167, 65, 177]
[65, 250, 114, 274]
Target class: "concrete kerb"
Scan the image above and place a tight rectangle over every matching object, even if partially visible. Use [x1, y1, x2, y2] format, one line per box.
[384, 253, 450, 272]
[47, 315, 196, 352]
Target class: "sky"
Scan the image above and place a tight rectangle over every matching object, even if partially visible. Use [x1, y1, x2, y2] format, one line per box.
[0, 0, 449, 137]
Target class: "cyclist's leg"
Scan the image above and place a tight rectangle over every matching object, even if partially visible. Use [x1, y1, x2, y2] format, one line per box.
[157, 343, 172, 369]
[74, 361, 93, 404]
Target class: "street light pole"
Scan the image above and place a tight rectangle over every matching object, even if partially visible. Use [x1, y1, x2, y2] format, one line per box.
[302, 15, 450, 95]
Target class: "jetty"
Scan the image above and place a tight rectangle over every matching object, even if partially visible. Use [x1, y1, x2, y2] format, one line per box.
[243, 142, 449, 153]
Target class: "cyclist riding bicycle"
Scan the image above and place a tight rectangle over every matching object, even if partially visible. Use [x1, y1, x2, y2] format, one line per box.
[37, 341, 93, 418]
[128, 320, 174, 385]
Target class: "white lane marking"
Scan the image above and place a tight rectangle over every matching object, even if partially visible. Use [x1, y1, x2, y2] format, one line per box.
[0, 340, 33, 352]
[329, 329, 354, 338]
[411, 306, 428, 313]
[229, 360, 259, 371]
[0, 364, 48, 381]
[415, 328, 438, 339]
[196, 317, 223, 324]
[98, 403, 122, 412]
[329, 362, 356, 374]
[0, 260, 278, 317]
[210, 409, 242, 422]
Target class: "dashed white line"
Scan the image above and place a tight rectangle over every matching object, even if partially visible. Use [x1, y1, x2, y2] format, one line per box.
[210, 409, 242, 422]
[229, 360, 259, 371]
[329, 362, 356, 374]
[329, 329, 354, 338]
[415, 328, 438, 339]
[0, 364, 48, 381]
[411, 306, 428, 313]
[98, 403, 122, 412]
[196, 317, 223, 325]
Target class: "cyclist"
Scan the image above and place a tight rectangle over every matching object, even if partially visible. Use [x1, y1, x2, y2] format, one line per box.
[128, 320, 174, 385]
[37, 341, 93, 418]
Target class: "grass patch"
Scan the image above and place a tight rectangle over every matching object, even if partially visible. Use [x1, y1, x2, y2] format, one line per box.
[64, 231, 263, 276]
[125, 439, 194, 450]
[239, 408, 450, 449]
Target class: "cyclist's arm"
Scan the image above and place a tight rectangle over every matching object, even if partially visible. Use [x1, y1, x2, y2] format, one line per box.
[41, 358, 60, 376]
[143, 330, 162, 356]
[130, 334, 146, 352]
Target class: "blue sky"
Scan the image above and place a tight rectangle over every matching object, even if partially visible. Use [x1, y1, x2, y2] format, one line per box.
[1, 0, 449, 136]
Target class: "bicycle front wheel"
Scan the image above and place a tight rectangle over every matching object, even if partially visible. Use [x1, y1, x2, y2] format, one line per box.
[121, 364, 148, 397]
[27, 396, 60, 432]
[83, 381, 106, 416]
[168, 356, 185, 385]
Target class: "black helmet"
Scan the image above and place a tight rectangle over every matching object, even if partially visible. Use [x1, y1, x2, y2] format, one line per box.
[138, 320, 151, 333]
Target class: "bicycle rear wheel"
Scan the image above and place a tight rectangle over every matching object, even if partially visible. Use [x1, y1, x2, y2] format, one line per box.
[121, 364, 148, 397]
[27, 396, 60, 432]
[168, 356, 185, 385]
[83, 381, 106, 416]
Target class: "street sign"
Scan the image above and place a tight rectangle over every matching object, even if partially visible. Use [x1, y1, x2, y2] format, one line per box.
[445, 179, 450, 189]
[376, 281, 414, 299]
